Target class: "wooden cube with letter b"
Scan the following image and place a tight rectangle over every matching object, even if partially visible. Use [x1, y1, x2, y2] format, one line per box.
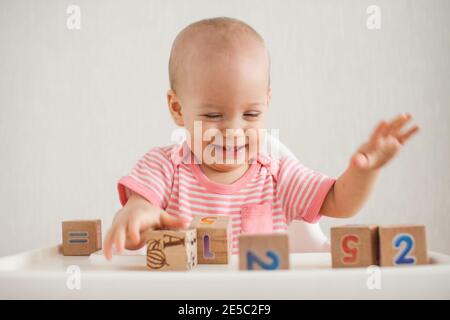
[238, 233, 289, 270]
[189, 215, 231, 264]
[62, 219, 102, 256]
[145, 229, 197, 271]
[331, 225, 378, 268]
[378, 225, 428, 266]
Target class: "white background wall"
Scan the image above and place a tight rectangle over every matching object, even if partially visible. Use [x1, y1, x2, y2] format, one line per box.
[0, 0, 449, 257]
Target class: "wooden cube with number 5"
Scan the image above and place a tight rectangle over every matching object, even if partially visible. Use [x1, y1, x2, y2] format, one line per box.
[379, 225, 428, 266]
[331, 225, 379, 268]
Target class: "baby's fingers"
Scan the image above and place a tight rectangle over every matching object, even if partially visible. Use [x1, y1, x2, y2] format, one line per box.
[127, 216, 143, 247]
[126, 211, 163, 249]
[398, 125, 420, 144]
[103, 227, 116, 261]
[388, 113, 412, 136]
[370, 120, 388, 141]
[114, 226, 126, 255]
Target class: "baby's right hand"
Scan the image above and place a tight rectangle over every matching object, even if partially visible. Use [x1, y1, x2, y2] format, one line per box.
[103, 192, 185, 260]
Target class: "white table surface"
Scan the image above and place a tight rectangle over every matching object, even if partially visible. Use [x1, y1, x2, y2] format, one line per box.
[0, 245, 449, 299]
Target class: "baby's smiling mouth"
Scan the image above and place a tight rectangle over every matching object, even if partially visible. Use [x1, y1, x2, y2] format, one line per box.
[210, 143, 248, 153]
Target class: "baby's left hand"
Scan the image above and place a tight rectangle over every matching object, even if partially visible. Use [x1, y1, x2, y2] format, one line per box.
[351, 113, 420, 170]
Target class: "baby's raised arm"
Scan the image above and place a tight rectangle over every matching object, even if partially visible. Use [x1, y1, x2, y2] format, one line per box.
[320, 113, 419, 218]
[103, 191, 184, 260]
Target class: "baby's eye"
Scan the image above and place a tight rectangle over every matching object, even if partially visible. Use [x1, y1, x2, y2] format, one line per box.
[244, 111, 261, 118]
[203, 113, 223, 119]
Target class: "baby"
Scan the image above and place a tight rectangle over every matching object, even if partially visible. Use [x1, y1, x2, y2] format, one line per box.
[103, 17, 419, 259]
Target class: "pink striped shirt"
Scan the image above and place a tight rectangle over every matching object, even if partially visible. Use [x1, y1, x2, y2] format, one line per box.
[118, 143, 335, 254]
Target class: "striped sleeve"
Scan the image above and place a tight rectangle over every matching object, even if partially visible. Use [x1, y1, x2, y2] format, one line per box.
[277, 156, 336, 224]
[117, 147, 175, 209]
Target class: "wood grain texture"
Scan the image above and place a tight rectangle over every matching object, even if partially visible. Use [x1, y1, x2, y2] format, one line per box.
[145, 229, 197, 271]
[62, 220, 102, 256]
[331, 225, 378, 268]
[190, 215, 231, 264]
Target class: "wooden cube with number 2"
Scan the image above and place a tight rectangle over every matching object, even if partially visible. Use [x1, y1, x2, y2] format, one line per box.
[238, 233, 289, 271]
[379, 225, 428, 266]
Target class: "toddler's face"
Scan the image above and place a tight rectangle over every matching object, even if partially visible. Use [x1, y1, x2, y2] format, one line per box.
[169, 42, 271, 173]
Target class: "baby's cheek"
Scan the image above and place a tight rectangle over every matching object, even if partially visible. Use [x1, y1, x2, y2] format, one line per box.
[248, 131, 263, 150]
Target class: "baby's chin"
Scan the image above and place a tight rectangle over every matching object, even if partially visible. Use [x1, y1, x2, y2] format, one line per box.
[201, 152, 258, 172]
[204, 162, 248, 173]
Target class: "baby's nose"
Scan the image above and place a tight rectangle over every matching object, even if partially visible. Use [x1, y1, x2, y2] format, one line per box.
[220, 117, 246, 132]
[219, 129, 247, 146]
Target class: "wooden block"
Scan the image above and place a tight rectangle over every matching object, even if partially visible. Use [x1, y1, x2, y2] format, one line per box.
[189, 215, 231, 264]
[238, 233, 289, 270]
[62, 220, 102, 256]
[331, 225, 378, 268]
[379, 225, 428, 266]
[145, 229, 197, 271]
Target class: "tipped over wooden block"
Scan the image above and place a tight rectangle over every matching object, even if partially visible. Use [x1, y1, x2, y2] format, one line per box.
[331, 225, 379, 268]
[145, 229, 197, 271]
[238, 233, 289, 271]
[62, 220, 102, 256]
[379, 225, 428, 266]
[189, 215, 231, 264]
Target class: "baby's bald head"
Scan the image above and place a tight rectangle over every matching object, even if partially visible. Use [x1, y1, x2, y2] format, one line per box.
[168, 17, 271, 95]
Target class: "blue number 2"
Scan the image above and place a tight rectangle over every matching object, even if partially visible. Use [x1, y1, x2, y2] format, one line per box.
[246, 250, 280, 270]
[393, 233, 416, 265]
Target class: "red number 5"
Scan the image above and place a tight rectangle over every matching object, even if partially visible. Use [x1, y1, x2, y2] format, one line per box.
[341, 234, 360, 263]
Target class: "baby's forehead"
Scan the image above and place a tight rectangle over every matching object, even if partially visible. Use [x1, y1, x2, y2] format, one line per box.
[179, 28, 266, 65]
[169, 19, 270, 91]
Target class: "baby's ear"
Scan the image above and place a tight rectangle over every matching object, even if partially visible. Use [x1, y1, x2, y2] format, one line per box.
[167, 89, 184, 127]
